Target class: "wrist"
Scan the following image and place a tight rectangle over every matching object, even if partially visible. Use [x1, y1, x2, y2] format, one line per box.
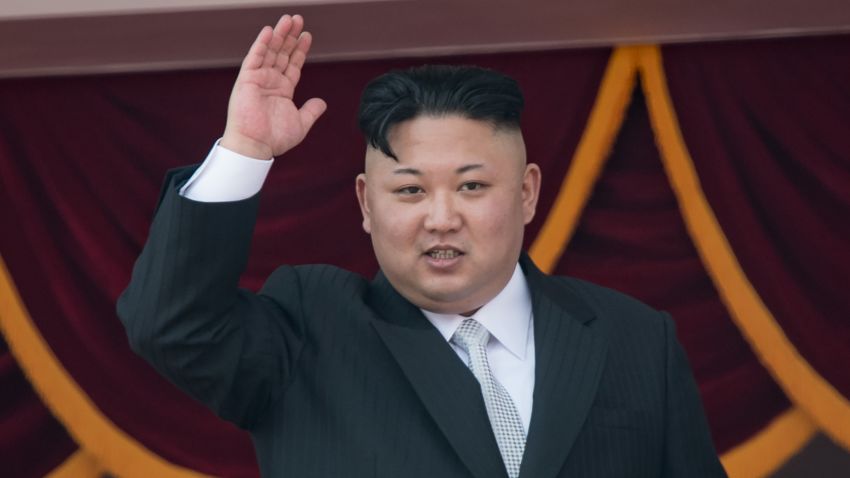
[220, 131, 274, 160]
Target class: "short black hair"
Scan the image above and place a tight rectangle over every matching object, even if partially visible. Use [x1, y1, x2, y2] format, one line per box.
[358, 64, 524, 160]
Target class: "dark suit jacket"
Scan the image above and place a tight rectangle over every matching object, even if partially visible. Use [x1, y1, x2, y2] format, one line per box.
[118, 168, 727, 477]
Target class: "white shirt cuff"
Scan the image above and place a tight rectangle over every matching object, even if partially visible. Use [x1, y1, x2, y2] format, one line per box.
[180, 139, 274, 202]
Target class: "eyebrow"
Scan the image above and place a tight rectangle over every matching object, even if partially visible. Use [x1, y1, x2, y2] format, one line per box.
[457, 164, 484, 174]
[392, 164, 484, 176]
[393, 167, 422, 176]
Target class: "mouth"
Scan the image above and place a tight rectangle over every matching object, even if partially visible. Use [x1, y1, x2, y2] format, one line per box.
[424, 247, 464, 260]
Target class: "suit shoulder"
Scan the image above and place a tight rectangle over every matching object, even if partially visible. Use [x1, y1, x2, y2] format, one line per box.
[548, 275, 667, 332]
[261, 263, 370, 300]
[260, 264, 369, 309]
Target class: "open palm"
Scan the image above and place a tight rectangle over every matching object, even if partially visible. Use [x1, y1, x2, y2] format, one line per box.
[222, 15, 327, 159]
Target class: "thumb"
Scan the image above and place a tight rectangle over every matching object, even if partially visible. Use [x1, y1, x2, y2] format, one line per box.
[299, 97, 327, 133]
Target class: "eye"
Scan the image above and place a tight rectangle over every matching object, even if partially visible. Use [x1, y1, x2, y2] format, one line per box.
[459, 181, 488, 192]
[395, 185, 424, 195]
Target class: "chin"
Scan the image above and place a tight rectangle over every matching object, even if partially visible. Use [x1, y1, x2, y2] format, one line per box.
[419, 289, 481, 314]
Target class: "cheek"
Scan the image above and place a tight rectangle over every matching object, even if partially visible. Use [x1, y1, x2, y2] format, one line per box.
[472, 197, 522, 233]
[475, 212, 510, 236]
[467, 198, 526, 254]
[371, 206, 421, 249]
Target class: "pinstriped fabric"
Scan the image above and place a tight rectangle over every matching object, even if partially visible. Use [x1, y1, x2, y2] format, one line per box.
[119, 166, 727, 477]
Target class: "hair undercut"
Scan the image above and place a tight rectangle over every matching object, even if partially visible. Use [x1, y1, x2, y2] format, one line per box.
[357, 65, 524, 160]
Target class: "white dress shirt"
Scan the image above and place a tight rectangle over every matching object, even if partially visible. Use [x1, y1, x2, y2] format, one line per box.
[180, 140, 274, 202]
[420, 265, 535, 433]
[181, 142, 538, 432]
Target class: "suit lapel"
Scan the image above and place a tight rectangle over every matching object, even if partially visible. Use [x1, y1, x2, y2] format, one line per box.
[368, 273, 509, 478]
[518, 255, 608, 478]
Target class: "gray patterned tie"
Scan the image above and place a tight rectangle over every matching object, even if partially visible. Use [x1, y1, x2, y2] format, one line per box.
[452, 318, 526, 478]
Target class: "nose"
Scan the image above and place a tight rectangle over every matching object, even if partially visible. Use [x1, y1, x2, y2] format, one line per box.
[424, 192, 462, 233]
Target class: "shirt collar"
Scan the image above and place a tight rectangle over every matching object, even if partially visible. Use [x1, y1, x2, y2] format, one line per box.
[420, 264, 532, 360]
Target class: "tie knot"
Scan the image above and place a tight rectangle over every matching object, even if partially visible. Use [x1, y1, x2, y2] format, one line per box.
[451, 319, 490, 353]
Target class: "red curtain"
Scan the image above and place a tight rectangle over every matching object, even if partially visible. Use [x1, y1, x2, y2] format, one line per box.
[0, 337, 76, 477]
[663, 35, 850, 412]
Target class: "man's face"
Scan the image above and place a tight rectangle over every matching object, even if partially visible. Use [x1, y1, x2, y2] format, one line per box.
[356, 115, 541, 315]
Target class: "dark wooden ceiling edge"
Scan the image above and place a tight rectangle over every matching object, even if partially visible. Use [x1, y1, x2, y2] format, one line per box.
[3, 25, 849, 80]
[2, 0, 850, 79]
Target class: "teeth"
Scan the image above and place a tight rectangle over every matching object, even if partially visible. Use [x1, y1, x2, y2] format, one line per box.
[429, 249, 459, 260]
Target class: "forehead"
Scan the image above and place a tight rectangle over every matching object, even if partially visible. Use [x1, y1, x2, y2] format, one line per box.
[365, 115, 525, 173]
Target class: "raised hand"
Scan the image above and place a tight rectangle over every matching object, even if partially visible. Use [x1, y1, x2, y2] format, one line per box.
[221, 14, 327, 159]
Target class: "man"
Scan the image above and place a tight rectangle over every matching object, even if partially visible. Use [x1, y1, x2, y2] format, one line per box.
[118, 14, 726, 478]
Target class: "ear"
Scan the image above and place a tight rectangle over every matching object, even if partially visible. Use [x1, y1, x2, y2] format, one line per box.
[355, 173, 372, 234]
[521, 163, 542, 225]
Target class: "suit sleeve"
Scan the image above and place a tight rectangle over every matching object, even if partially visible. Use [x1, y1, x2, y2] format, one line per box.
[661, 313, 729, 477]
[117, 166, 305, 429]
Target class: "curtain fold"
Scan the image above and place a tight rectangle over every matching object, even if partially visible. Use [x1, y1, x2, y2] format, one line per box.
[0, 337, 77, 478]
[661, 35, 850, 450]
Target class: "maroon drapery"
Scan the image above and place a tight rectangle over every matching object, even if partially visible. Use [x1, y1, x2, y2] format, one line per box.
[0, 49, 609, 477]
[0, 337, 76, 477]
[663, 35, 850, 407]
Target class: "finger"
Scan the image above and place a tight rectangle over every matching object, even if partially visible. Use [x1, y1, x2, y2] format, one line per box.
[282, 32, 313, 85]
[273, 15, 305, 73]
[288, 31, 313, 72]
[273, 47, 291, 73]
[242, 26, 272, 71]
[299, 97, 327, 133]
[260, 15, 292, 68]
[263, 29, 286, 68]
[272, 14, 293, 38]
[274, 29, 300, 73]
[288, 15, 305, 49]
[279, 27, 300, 60]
